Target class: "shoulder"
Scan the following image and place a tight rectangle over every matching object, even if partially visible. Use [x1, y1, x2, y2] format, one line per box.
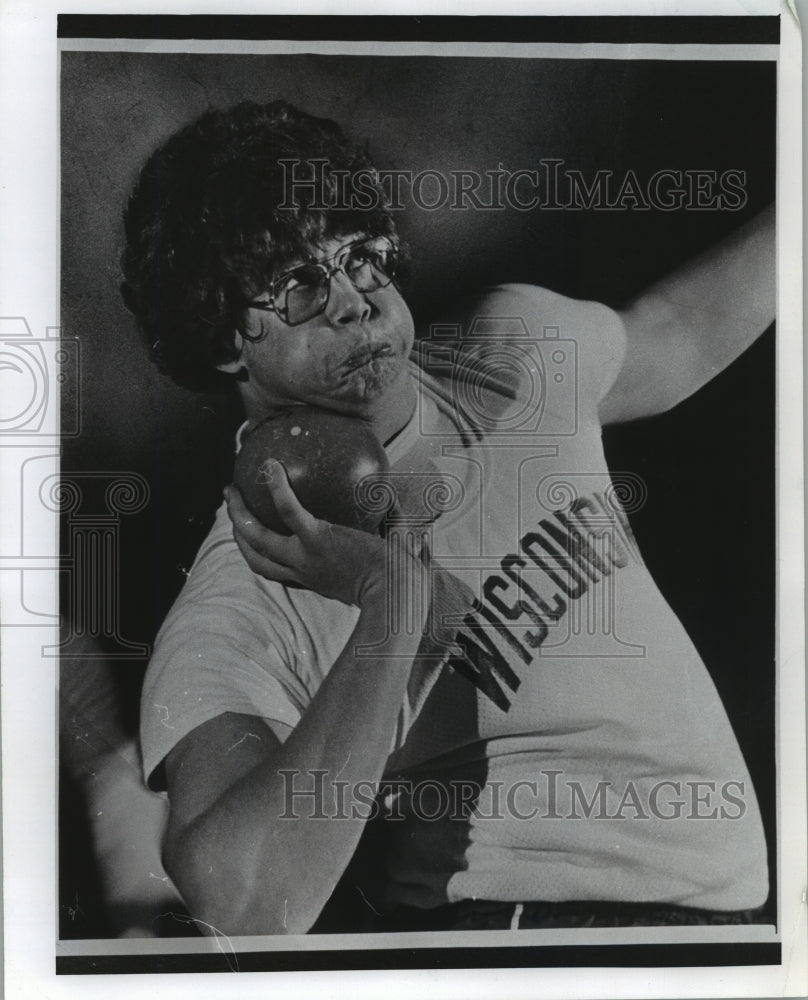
[466, 283, 625, 343]
[443, 284, 627, 408]
[145, 502, 318, 683]
[140, 503, 307, 790]
[163, 502, 287, 619]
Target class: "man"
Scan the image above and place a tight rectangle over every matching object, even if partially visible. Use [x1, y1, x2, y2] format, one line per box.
[124, 100, 774, 936]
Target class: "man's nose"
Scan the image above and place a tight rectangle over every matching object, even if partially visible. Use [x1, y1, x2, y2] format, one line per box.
[325, 269, 372, 325]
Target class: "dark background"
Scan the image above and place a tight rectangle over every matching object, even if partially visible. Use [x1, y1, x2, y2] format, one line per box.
[60, 51, 776, 931]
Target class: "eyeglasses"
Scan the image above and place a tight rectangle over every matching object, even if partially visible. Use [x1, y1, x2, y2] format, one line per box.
[244, 235, 399, 326]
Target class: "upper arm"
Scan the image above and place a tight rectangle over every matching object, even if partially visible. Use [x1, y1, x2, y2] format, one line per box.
[163, 712, 283, 856]
[598, 297, 690, 425]
[599, 293, 773, 426]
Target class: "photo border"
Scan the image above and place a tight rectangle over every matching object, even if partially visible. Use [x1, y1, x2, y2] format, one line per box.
[1, 3, 804, 998]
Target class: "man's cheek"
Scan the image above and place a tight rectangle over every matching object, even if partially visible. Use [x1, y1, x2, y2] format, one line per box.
[389, 298, 415, 347]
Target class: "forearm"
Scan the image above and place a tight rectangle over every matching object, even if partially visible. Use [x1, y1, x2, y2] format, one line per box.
[165, 579, 425, 935]
[624, 202, 774, 329]
[604, 204, 775, 423]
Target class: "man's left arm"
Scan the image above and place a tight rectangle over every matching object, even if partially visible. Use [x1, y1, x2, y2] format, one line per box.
[599, 203, 775, 426]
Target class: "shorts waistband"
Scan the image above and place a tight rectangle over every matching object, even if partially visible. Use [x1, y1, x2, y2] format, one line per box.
[383, 898, 765, 932]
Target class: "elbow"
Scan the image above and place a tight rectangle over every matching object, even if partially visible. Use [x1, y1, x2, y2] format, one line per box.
[162, 822, 313, 936]
[161, 822, 255, 935]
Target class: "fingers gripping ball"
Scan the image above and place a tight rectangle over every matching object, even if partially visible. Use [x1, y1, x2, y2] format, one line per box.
[234, 408, 394, 534]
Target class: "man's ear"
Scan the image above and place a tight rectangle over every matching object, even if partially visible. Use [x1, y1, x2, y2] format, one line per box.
[214, 330, 246, 375]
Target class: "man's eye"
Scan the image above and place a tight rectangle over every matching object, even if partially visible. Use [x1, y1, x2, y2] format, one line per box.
[281, 265, 323, 291]
[346, 249, 378, 272]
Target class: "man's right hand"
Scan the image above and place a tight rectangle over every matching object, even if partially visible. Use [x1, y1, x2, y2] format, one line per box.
[225, 460, 416, 609]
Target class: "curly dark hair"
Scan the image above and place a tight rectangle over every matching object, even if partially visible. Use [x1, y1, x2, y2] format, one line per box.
[120, 101, 398, 392]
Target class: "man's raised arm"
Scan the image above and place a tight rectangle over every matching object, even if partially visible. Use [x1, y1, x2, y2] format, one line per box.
[599, 203, 775, 425]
